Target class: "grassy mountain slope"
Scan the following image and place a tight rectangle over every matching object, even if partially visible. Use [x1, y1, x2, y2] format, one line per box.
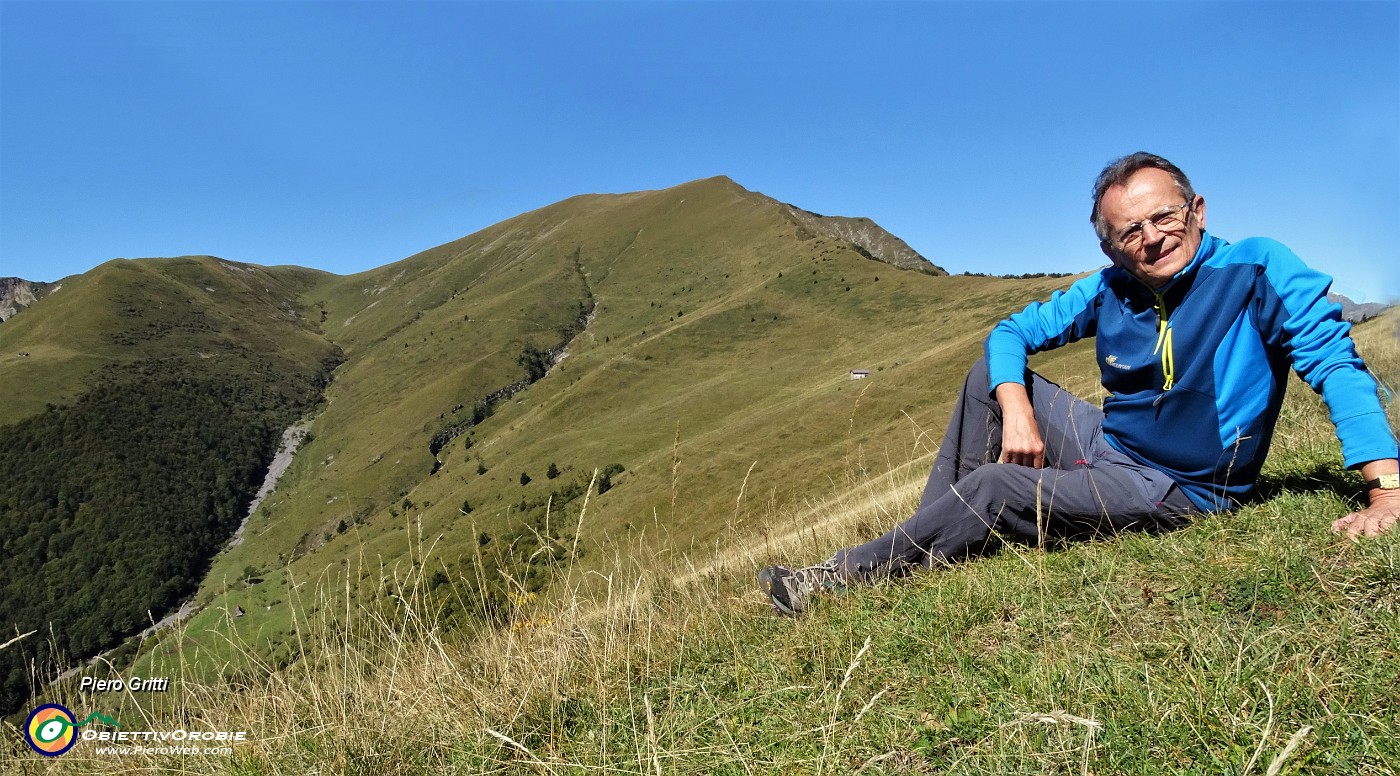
[2, 176, 1102, 721]
[133, 176, 1099, 685]
[0, 257, 333, 426]
[0, 257, 340, 714]
[14, 314, 1396, 774]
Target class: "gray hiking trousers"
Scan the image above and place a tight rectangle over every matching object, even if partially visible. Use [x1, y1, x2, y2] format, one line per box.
[832, 359, 1198, 579]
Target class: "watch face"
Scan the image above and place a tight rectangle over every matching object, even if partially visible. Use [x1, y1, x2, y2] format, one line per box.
[1382, 473, 1400, 489]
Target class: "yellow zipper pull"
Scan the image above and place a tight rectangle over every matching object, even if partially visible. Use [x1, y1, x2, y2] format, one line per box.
[1152, 293, 1175, 391]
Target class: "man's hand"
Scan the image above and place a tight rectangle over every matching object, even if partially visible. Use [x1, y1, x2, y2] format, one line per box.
[994, 382, 1045, 468]
[1332, 460, 1400, 539]
[1333, 494, 1400, 539]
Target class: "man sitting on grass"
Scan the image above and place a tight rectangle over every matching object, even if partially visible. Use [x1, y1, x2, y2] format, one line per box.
[759, 151, 1400, 615]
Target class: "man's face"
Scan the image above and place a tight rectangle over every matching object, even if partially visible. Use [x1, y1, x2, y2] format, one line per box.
[1098, 167, 1206, 289]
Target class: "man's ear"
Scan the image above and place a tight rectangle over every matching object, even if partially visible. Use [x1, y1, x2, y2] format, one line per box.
[1099, 240, 1119, 264]
[1192, 195, 1207, 233]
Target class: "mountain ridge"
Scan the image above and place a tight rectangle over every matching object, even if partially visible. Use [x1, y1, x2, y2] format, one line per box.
[0, 256, 333, 426]
[1327, 291, 1392, 323]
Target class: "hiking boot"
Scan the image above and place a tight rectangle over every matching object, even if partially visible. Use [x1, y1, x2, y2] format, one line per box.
[758, 560, 845, 615]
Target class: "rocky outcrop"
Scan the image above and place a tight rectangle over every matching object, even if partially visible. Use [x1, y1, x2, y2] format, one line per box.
[782, 205, 947, 276]
[0, 277, 54, 323]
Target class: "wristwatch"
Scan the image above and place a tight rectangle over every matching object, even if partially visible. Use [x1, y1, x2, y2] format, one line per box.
[1363, 473, 1400, 491]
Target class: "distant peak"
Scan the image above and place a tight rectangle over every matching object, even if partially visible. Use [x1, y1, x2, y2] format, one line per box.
[1328, 292, 1394, 323]
[670, 175, 748, 193]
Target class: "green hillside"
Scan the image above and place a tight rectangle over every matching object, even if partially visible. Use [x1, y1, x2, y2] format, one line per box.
[120, 177, 1101, 685]
[0, 257, 333, 427]
[5, 178, 1396, 772]
[0, 257, 340, 715]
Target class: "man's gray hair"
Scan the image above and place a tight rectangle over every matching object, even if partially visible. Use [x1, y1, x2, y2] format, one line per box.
[1090, 152, 1196, 244]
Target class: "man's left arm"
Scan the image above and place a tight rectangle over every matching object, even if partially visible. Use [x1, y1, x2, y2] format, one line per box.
[1332, 459, 1400, 539]
[1250, 239, 1400, 537]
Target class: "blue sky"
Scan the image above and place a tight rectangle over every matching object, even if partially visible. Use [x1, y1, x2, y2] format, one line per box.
[2, 1, 1397, 302]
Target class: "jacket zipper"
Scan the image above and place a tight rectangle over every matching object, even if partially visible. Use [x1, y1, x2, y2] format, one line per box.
[1152, 291, 1175, 393]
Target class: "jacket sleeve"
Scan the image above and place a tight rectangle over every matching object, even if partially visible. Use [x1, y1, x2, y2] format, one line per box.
[1250, 238, 1399, 467]
[984, 272, 1106, 391]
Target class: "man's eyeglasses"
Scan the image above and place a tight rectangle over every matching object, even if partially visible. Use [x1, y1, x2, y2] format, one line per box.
[1108, 202, 1192, 251]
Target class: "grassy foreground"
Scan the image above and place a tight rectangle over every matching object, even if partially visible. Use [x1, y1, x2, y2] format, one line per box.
[4, 318, 1398, 775]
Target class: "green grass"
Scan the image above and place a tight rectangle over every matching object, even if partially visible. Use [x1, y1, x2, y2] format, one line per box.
[8, 316, 1395, 775]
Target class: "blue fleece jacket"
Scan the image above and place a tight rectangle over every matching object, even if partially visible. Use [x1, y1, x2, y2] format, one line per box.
[985, 231, 1398, 512]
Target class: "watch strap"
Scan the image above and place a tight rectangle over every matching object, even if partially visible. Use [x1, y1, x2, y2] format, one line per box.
[1363, 472, 1400, 490]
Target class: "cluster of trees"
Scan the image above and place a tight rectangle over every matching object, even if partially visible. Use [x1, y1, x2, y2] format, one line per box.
[516, 344, 552, 383]
[0, 362, 328, 715]
[506, 463, 624, 513]
[958, 271, 1075, 279]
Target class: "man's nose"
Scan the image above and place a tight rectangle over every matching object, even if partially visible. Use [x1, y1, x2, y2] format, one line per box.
[1141, 221, 1168, 247]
